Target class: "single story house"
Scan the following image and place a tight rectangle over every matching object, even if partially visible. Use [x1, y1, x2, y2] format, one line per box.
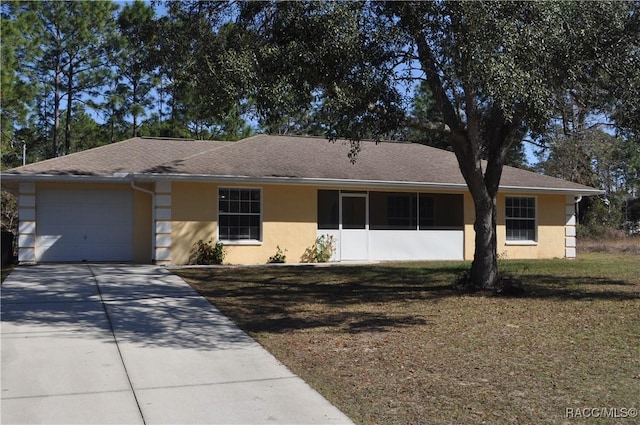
[1, 135, 602, 265]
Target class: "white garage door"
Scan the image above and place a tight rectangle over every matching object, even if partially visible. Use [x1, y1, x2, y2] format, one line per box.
[36, 189, 134, 262]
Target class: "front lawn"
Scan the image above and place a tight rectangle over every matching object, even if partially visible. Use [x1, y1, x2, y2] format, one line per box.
[174, 253, 639, 425]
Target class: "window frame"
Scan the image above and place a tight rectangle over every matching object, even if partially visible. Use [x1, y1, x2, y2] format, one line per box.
[505, 196, 538, 244]
[217, 187, 263, 245]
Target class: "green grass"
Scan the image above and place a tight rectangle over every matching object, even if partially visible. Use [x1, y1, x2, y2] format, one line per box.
[175, 253, 639, 425]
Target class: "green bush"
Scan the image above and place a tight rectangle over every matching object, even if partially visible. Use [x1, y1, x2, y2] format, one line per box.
[189, 240, 225, 265]
[267, 245, 287, 263]
[313, 234, 335, 263]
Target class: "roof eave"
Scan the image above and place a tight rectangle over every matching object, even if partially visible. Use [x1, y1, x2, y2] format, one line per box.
[0, 173, 131, 184]
[498, 185, 604, 196]
[136, 173, 602, 195]
[0, 172, 603, 196]
[134, 173, 470, 191]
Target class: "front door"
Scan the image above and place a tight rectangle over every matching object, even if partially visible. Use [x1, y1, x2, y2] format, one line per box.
[340, 192, 368, 260]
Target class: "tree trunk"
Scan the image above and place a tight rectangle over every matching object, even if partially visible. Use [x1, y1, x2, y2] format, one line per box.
[132, 77, 138, 137]
[402, 8, 509, 291]
[64, 62, 73, 154]
[53, 45, 62, 157]
[470, 193, 499, 290]
[53, 70, 60, 157]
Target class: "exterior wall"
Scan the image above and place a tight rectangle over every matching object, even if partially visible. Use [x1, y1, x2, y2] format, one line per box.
[169, 182, 317, 265]
[464, 192, 569, 260]
[171, 182, 218, 265]
[16, 179, 576, 264]
[463, 192, 475, 261]
[498, 193, 567, 259]
[225, 185, 317, 264]
[132, 183, 153, 263]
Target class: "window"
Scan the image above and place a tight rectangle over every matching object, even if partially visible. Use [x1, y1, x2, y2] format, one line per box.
[506, 197, 536, 241]
[218, 188, 261, 241]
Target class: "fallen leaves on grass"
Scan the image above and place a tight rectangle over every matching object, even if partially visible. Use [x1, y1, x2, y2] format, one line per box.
[175, 254, 639, 425]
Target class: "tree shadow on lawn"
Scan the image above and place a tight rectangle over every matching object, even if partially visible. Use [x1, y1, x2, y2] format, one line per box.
[179, 264, 639, 334]
[516, 274, 640, 300]
[181, 266, 460, 334]
[241, 311, 430, 334]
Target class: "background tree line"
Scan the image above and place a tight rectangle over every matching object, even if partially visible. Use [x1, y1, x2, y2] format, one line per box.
[2, 1, 638, 286]
[1, 0, 252, 163]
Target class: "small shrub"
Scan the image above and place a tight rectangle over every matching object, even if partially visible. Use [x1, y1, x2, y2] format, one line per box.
[189, 240, 225, 265]
[267, 245, 287, 263]
[313, 234, 336, 263]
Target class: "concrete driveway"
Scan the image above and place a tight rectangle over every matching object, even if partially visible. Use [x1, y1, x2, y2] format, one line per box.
[1, 264, 354, 425]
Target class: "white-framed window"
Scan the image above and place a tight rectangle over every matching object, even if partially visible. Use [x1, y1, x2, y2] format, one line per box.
[218, 188, 261, 241]
[505, 196, 536, 241]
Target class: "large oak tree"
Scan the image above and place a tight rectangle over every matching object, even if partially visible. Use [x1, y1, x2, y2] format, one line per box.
[217, 0, 638, 290]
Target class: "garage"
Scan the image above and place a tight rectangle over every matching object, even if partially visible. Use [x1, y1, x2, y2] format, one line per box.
[36, 189, 134, 262]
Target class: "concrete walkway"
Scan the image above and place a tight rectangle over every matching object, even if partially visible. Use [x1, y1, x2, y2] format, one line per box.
[1, 264, 354, 425]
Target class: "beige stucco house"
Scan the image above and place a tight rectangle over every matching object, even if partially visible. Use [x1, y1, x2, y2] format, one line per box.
[1, 135, 602, 265]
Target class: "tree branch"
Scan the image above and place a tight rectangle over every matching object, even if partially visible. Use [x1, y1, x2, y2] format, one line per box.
[408, 28, 464, 136]
[405, 119, 451, 134]
[523, 137, 547, 149]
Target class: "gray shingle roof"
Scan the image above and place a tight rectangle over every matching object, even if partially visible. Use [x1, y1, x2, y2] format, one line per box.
[2, 135, 601, 194]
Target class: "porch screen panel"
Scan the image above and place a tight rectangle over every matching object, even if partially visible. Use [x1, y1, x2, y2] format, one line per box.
[420, 193, 464, 230]
[318, 190, 339, 229]
[370, 192, 417, 230]
[342, 196, 366, 229]
[419, 195, 435, 228]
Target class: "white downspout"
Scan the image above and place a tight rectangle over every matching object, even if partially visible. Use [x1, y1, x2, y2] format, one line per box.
[575, 196, 582, 225]
[130, 177, 156, 263]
